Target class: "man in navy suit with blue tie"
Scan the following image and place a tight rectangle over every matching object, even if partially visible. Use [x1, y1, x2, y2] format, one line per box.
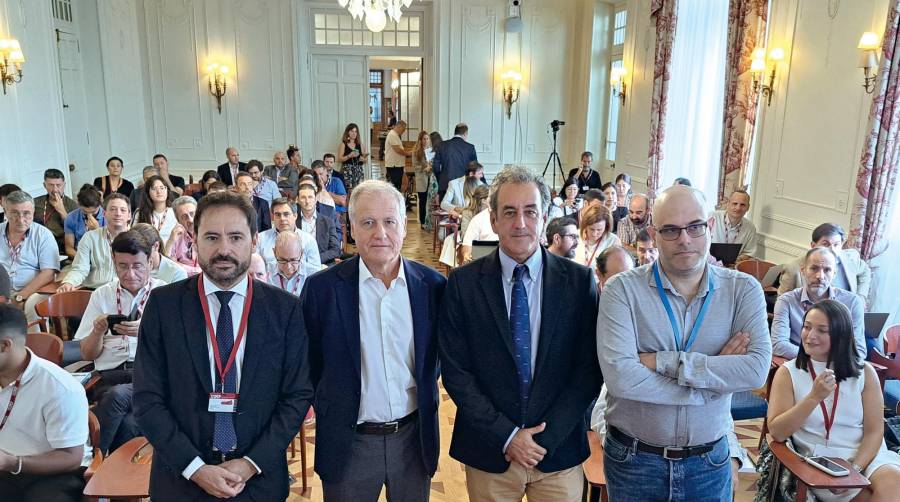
[434, 123, 478, 197]
[439, 166, 602, 502]
[301, 179, 446, 501]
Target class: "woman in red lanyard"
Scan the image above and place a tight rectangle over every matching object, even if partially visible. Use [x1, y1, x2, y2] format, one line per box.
[573, 205, 621, 280]
[767, 300, 900, 502]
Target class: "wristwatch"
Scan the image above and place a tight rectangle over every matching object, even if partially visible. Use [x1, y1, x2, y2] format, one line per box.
[851, 462, 864, 473]
[14, 295, 24, 303]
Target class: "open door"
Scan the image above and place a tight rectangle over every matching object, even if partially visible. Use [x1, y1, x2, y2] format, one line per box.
[56, 29, 93, 189]
[310, 55, 369, 167]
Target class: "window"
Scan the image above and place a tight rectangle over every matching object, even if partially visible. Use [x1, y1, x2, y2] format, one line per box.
[369, 70, 383, 123]
[51, 0, 73, 23]
[313, 12, 423, 48]
[613, 9, 627, 46]
[605, 5, 627, 162]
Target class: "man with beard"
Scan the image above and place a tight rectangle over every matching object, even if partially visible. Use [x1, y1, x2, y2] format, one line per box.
[134, 190, 313, 500]
[545, 217, 579, 259]
[771, 246, 865, 359]
[615, 193, 652, 247]
[264, 151, 299, 197]
[245, 160, 280, 206]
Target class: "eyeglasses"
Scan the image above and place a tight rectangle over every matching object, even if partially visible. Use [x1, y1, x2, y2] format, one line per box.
[654, 222, 708, 241]
[276, 258, 302, 265]
[561, 233, 579, 240]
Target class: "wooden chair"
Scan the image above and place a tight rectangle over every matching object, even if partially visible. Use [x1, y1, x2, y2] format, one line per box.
[183, 182, 202, 197]
[83, 436, 153, 501]
[288, 424, 310, 496]
[766, 435, 869, 502]
[736, 258, 777, 282]
[85, 411, 103, 481]
[884, 325, 900, 355]
[582, 431, 608, 502]
[867, 348, 900, 415]
[25, 332, 63, 365]
[34, 290, 92, 340]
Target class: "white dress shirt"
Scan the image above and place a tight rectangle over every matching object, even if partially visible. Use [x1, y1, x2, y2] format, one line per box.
[299, 211, 317, 236]
[357, 258, 417, 423]
[462, 209, 498, 246]
[74, 278, 165, 370]
[256, 228, 322, 275]
[153, 255, 189, 284]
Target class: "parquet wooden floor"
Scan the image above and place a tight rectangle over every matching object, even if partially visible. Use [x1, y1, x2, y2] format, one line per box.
[285, 200, 763, 501]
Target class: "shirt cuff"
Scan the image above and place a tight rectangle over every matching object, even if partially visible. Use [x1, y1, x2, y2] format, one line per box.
[182, 456, 205, 480]
[655, 351, 679, 378]
[243, 456, 262, 475]
[502, 427, 519, 454]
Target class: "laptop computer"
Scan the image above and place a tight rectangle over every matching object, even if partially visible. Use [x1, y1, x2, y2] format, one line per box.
[709, 243, 743, 267]
[864, 312, 890, 340]
[471, 240, 498, 260]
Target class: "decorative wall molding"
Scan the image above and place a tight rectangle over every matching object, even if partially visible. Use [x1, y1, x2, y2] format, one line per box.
[758, 232, 807, 259]
[760, 211, 818, 231]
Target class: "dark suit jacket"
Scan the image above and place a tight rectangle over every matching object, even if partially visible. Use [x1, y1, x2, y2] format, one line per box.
[133, 277, 313, 501]
[252, 196, 271, 233]
[438, 248, 602, 474]
[300, 257, 446, 482]
[316, 202, 342, 241]
[217, 162, 248, 186]
[314, 215, 340, 263]
[434, 136, 477, 193]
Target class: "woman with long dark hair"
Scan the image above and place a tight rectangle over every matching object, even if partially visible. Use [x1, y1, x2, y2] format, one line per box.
[613, 173, 632, 223]
[423, 131, 443, 231]
[133, 175, 176, 244]
[337, 123, 369, 190]
[93, 156, 135, 198]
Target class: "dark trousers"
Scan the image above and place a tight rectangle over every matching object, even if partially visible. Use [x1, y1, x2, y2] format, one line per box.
[386, 167, 404, 191]
[418, 192, 428, 224]
[91, 369, 138, 454]
[0, 470, 85, 502]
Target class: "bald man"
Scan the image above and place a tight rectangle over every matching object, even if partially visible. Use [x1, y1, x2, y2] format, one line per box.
[216, 147, 247, 186]
[267, 231, 305, 296]
[264, 151, 300, 194]
[249, 253, 268, 282]
[594, 245, 634, 292]
[597, 186, 770, 501]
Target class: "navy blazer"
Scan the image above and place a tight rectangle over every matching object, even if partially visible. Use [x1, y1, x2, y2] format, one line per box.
[133, 276, 313, 501]
[438, 248, 602, 474]
[300, 256, 446, 482]
[217, 161, 248, 186]
[314, 215, 340, 263]
[434, 136, 477, 193]
[252, 195, 271, 233]
[316, 202, 342, 242]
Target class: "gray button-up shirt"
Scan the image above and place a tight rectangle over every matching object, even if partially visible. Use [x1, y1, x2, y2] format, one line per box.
[770, 286, 865, 360]
[597, 263, 771, 447]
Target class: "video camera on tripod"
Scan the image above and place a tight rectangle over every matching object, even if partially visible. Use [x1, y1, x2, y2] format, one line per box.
[550, 119, 566, 131]
[543, 120, 567, 186]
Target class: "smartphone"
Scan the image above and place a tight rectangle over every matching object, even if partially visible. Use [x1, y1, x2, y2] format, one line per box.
[106, 314, 129, 334]
[805, 456, 850, 477]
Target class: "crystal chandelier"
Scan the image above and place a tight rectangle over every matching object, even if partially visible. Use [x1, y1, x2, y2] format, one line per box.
[337, 0, 416, 33]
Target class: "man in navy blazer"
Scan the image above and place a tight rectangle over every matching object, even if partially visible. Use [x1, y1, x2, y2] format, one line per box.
[434, 123, 478, 196]
[301, 180, 445, 501]
[439, 166, 602, 502]
[134, 191, 313, 501]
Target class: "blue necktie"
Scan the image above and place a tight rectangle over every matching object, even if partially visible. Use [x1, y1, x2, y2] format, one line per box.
[212, 290, 237, 453]
[510, 264, 532, 420]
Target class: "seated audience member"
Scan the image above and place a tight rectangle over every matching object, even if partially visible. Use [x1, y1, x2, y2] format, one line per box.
[441, 161, 485, 215]
[615, 192, 652, 246]
[234, 171, 272, 233]
[580, 188, 605, 220]
[768, 299, 900, 502]
[58, 194, 131, 291]
[673, 177, 692, 186]
[74, 230, 164, 454]
[63, 184, 105, 258]
[267, 231, 306, 296]
[322, 153, 346, 186]
[0, 304, 89, 502]
[546, 216, 579, 259]
[635, 228, 659, 265]
[321, 154, 347, 210]
[33, 169, 77, 256]
[574, 205, 621, 271]
[249, 252, 268, 282]
[310, 161, 337, 208]
[128, 165, 159, 210]
[246, 159, 280, 206]
[296, 186, 339, 265]
[567, 151, 603, 193]
[298, 178, 342, 244]
[440, 184, 490, 267]
[1, 191, 60, 330]
[257, 197, 322, 274]
[709, 189, 757, 259]
[152, 154, 185, 196]
[206, 181, 227, 194]
[0, 184, 22, 224]
[133, 175, 177, 244]
[612, 173, 633, 223]
[93, 156, 135, 198]
[460, 203, 498, 264]
[548, 179, 582, 221]
[778, 222, 871, 299]
[264, 150, 299, 196]
[163, 196, 201, 276]
[130, 223, 188, 285]
[191, 170, 220, 201]
[601, 183, 620, 229]
[772, 246, 866, 360]
[595, 245, 635, 292]
[216, 146, 247, 186]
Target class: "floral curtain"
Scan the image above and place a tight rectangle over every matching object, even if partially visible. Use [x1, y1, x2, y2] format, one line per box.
[717, 0, 768, 203]
[646, 0, 679, 199]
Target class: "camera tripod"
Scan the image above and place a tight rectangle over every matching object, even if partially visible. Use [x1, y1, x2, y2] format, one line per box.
[542, 126, 566, 189]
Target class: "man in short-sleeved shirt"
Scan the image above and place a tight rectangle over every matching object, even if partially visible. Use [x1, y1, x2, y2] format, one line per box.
[384, 121, 409, 191]
[0, 305, 89, 502]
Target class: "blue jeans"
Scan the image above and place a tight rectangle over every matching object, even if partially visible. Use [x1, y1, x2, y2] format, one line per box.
[603, 432, 732, 502]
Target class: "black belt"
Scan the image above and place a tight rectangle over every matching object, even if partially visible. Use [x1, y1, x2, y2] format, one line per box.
[608, 426, 720, 460]
[355, 410, 418, 435]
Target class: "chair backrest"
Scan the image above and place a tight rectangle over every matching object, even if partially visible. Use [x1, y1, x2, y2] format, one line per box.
[26, 332, 64, 366]
[735, 258, 777, 282]
[886, 325, 900, 354]
[35, 290, 93, 318]
[183, 182, 202, 196]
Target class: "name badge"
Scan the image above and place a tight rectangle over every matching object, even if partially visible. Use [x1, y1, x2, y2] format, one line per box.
[208, 393, 238, 413]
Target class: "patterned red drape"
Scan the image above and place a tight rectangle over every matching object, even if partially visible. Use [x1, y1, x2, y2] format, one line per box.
[718, 0, 768, 203]
[848, 0, 900, 260]
[646, 0, 679, 199]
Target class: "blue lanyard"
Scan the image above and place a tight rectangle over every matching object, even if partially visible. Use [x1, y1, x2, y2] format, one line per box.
[652, 262, 714, 352]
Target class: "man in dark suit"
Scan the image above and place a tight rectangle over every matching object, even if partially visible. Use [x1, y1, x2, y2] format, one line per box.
[434, 123, 478, 196]
[296, 184, 341, 264]
[217, 147, 248, 187]
[439, 166, 602, 502]
[299, 178, 344, 247]
[133, 190, 313, 501]
[234, 172, 271, 233]
[301, 180, 446, 501]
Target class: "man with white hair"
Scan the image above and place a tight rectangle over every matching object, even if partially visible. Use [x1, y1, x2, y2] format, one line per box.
[301, 180, 446, 501]
[267, 231, 305, 296]
[164, 196, 201, 276]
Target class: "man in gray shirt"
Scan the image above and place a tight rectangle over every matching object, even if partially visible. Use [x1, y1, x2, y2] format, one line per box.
[597, 185, 771, 501]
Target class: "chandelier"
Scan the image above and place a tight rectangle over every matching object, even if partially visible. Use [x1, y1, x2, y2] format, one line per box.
[337, 0, 416, 33]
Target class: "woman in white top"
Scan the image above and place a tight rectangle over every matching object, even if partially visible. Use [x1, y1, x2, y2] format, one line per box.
[548, 179, 582, 221]
[768, 300, 900, 502]
[573, 205, 621, 273]
[133, 175, 177, 244]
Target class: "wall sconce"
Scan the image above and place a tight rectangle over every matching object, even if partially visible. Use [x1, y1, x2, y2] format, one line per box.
[501, 70, 522, 119]
[857, 32, 880, 94]
[750, 47, 783, 106]
[609, 67, 627, 105]
[205, 62, 229, 114]
[0, 38, 25, 95]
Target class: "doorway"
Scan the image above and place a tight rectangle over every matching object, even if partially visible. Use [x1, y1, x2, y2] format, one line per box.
[367, 56, 423, 163]
[55, 28, 93, 190]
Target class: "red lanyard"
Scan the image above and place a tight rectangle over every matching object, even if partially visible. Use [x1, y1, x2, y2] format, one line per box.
[278, 273, 301, 295]
[43, 200, 52, 224]
[117, 284, 151, 318]
[0, 378, 22, 432]
[198, 276, 253, 389]
[809, 365, 840, 442]
[153, 211, 167, 232]
[586, 239, 603, 267]
[4, 231, 24, 276]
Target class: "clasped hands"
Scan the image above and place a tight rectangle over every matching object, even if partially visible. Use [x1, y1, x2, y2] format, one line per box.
[191, 458, 257, 498]
[638, 331, 751, 371]
[505, 422, 547, 469]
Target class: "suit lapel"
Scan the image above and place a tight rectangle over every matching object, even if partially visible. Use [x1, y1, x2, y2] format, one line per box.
[479, 251, 515, 359]
[404, 260, 428, 381]
[336, 258, 362, 379]
[533, 249, 565, 382]
[238, 279, 267, 395]
[183, 277, 213, 394]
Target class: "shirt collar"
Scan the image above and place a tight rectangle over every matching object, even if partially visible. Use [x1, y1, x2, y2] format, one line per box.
[801, 286, 836, 304]
[359, 257, 407, 287]
[649, 261, 716, 297]
[14, 348, 37, 387]
[202, 273, 249, 300]
[498, 247, 543, 284]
